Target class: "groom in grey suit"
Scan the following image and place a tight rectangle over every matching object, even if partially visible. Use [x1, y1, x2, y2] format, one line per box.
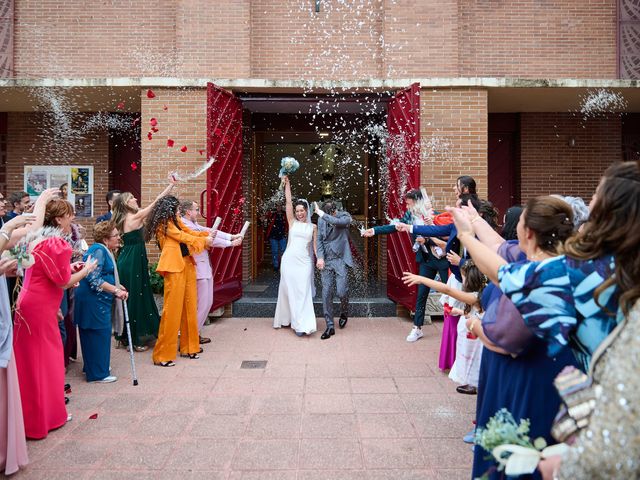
[315, 200, 353, 340]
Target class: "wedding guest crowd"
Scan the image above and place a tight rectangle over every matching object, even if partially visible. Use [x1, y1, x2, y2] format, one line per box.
[394, 161, 640, 479]
[2, 158, 639, 479]
[0, 177, 243, 474]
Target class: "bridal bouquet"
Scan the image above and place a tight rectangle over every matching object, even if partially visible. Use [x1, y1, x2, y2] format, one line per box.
[475, 409, 567, 478]
[2, 242, 35, 276]
[278, 156, 299, 190]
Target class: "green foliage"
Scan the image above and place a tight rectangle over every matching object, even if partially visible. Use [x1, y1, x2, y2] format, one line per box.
[475, 408, 534, 454]
[148, 262, 164, 294]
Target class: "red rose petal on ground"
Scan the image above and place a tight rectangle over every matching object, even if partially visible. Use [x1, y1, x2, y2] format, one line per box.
[180, 146, 188, 152]
[89, 413, 98, 420]
[147, 132, 153, 141]
[146, 89, 156, 98]
[131, 162, 138, 171]
[116, 101, 125, 109]
[151, 127, 159, 133]
[167, 139, 175, 147]
[198, 149, 204, 156]
[163, 105, 168, 111]
[150, 118, 158, 127]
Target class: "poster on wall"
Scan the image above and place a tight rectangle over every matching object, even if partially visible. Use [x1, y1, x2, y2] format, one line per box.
[71, 168, 89, 194]
[24, 165, 94, 217]
[25, 170, 48, 196]
[74, 194, 92, 217]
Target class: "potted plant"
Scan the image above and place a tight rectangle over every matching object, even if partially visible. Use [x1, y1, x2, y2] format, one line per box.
[149, 262, 164, 313]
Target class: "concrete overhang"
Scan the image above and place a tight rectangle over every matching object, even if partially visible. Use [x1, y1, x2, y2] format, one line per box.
[1, 77, 639, 113]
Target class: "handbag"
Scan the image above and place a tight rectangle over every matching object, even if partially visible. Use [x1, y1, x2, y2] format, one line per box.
[179, 242, 190, 257]
[551, 366, 597, 444]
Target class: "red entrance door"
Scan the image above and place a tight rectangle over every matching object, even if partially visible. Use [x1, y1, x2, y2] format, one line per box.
[385, 83, 421, 311]
[206, 82, 244, 309]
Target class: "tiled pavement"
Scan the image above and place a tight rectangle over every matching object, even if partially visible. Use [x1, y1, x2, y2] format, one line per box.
[13, 317, 475, 479]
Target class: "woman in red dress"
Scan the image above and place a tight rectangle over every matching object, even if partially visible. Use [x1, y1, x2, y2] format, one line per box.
[12, 199, 96, 439]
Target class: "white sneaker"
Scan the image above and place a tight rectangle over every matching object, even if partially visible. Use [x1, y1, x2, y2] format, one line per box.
[91, 375, 118, 384]
[406, 326, 424, 342]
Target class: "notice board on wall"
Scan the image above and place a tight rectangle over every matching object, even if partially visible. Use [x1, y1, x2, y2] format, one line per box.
[24, 165, 95, 217]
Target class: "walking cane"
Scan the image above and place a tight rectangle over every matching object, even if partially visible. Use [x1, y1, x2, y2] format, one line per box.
[121, 299, 139, 386]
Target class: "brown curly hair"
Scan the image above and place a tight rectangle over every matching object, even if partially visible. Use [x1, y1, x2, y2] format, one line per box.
[93, 221, 117, 244]
[564, 161, 640, 315]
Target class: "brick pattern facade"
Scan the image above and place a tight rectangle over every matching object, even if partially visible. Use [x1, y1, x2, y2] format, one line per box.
[6, 112, 109, 234]
[140, 88, 208, 261]
[383, 0, 459, 78]
[12, 0, 618, 80]
[520, 113, 622, 201]
[250, 0, 382, 80]
[420, 88, 488, 210]
[459, 0, 618, 79]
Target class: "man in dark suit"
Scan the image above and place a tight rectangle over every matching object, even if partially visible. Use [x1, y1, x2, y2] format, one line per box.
[95, 190, 121, 223]
[315, 200, 353, 340]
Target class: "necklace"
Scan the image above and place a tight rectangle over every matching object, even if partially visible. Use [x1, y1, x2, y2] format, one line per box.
[528, 250, 546, 261]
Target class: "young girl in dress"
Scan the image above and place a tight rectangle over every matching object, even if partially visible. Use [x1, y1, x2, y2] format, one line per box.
[438, 273, 464, 371]
[403, 260, 487, 394]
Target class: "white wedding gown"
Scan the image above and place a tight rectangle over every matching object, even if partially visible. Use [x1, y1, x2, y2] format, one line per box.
[273, 221, 317, 334]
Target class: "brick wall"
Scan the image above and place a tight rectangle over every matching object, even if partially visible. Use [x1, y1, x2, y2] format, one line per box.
[382, 0, 458, 77]
[140, 88, 208, 261]
[420, 88, 488, 210]
[5, 112, 109, 234]
[459, 0, 618, 79]
[12, 0, 619, 80]
[176, 0, 250, 78]
[250, 0, 383, 80]
[520, 113, 622, 200]
[14, 1, 178, 77]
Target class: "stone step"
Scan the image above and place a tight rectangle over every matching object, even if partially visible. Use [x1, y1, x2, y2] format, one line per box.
[232, 297, 397, 318]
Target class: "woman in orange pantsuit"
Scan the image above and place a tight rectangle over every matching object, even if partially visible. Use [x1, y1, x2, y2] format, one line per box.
[145, 196, 214, 367]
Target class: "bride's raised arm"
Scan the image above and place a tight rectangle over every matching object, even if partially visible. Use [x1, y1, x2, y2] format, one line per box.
[283, 175, 294, 225]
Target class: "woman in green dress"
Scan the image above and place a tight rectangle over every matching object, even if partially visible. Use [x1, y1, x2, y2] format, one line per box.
[111, 180, 175, 351]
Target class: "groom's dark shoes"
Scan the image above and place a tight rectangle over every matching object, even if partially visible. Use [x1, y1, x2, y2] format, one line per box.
[321, 327, 335, 340]
[339, 315, 348, 329]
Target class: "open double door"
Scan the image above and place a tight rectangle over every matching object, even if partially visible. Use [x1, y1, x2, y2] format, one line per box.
[205, 82, 421, 312]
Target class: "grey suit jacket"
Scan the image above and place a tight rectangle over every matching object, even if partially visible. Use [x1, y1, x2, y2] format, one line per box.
[317, 211, 353, 268]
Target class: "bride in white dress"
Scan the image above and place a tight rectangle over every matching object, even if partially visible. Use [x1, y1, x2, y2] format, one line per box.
[273, 176, 318, 336]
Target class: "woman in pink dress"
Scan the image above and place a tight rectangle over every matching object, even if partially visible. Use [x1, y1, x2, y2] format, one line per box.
[0, 211, 37, 474]
[12, 199, 96, 439]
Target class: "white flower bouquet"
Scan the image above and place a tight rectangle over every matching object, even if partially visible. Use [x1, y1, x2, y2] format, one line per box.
[278, 156, 300, 190]
[2, 243, 35, 276]
[475, 409, 568, 478]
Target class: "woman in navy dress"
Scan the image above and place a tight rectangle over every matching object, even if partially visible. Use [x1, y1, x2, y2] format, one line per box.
[74, 222, 128, 383]
[461, 197, 580, 479]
